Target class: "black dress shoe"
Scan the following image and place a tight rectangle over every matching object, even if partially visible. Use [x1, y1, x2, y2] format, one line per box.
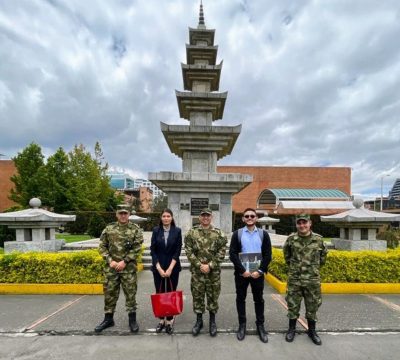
[94, 314, 114, 333]
[236, 323, 246, 341]
[256, 324, 268, 343]
[156, 322, 165, 333]
[166, 323, 174, 335]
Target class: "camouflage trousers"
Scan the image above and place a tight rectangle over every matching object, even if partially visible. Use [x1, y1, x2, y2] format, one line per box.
[103, 268, 138, 313]
[285, 282, 322, 321]
[190, 270, 221, 314]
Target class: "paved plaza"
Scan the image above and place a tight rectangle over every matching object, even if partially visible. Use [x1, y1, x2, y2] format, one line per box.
[1, 269, 399, 359]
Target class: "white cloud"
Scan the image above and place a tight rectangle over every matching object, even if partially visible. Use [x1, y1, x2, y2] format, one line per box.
[1, 0, 400, 198]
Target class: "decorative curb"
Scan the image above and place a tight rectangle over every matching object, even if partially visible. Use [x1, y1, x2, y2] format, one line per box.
[265, 273, 400, 294]
[0, 264, 144, 295]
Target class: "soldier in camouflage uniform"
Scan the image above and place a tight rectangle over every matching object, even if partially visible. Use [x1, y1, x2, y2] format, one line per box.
[283, 214, 328, 345]
[94, 205, 144, 333]
[184, 208, 227, 337]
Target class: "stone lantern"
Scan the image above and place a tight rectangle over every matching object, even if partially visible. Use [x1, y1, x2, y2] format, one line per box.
[321, 198, 400, 251]
[257, 211, 280, 234]
[0, 198, 75, 253]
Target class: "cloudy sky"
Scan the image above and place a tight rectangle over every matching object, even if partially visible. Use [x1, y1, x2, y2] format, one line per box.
[1, 0, 399, 199]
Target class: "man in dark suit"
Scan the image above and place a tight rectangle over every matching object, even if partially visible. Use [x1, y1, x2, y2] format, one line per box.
[150, 209, 182, 334]
[229, 208, 272, 343]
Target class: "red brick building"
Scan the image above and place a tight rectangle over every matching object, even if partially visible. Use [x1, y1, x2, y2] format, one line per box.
[217, 166, 351, 214]
[0, 160, 17, 211]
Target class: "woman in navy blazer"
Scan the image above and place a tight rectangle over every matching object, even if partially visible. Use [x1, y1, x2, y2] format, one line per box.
[150, 208, 182, 334]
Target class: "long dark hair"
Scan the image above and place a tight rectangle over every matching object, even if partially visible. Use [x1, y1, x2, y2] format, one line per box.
[158, 208, 176, 228]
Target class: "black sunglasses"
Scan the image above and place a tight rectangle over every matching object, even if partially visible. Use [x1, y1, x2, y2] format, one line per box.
[244, 214, 256, 219]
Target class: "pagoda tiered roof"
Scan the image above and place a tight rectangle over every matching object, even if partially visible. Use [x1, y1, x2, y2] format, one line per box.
[181, 62, 222, 91]
[175, 91, 227, 120]
[188, 27, 215, 46]
[186, 44, 218, 65]
[160, 123, 241, 160]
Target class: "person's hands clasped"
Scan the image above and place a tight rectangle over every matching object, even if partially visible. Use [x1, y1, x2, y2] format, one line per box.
[115, 260, 126, 272]
[251, 271, 261, 279]
[242, 271, 251, 278]
[165, 268, 172, 277]
[157, 264, 167, 277]
[200, 263, 210, 274]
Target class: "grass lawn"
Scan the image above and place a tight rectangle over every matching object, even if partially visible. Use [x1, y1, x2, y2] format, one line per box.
[55, 234, 93, 243]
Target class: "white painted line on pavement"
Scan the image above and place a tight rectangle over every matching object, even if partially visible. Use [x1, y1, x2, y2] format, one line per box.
[24, 295, 87, 331]
[365, 295, 400, 313]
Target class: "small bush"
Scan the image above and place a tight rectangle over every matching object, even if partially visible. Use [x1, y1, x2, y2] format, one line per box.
[377, 229, 400, 249]
[268, 247, 400, 283]
[0, 246, 145, 284]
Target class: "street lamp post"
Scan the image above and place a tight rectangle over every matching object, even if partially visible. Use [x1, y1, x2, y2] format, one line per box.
[380, 174, 390, 211]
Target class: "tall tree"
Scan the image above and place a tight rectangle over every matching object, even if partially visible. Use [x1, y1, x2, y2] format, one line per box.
[9, 143, 46, 207]
[65, 144, 116, 211]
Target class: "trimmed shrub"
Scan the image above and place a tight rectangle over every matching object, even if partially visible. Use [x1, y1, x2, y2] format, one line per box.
[87, 213, 107, 238]
[268, 248, 400, 283]
[377, 229, 400, 249]
[0, 246, 145, 284]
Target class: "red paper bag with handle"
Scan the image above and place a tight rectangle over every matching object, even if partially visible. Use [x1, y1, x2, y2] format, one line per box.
[151, 278, 183, 318]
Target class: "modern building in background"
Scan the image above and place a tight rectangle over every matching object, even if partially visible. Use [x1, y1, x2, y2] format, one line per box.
[217, 166, 352, 215]
[389, 178, 400, 199]
[107, 173, 164, 197]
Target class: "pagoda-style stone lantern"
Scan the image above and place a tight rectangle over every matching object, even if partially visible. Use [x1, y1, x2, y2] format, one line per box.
[0, 198, 76, 253]
[257, 211, 280, 234]
[321, 198, 400, 251]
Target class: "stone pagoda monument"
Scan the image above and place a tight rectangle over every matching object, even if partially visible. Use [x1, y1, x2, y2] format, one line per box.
[0, 198, 75, 253]
[149, 2, 251, 234]
[321, 198, 400, 251]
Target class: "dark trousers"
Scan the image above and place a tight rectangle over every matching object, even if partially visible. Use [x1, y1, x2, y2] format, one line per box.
[234, 274, 265, 325]
[153, 271, 179, 320]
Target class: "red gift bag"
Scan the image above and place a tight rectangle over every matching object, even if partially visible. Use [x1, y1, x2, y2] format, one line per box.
[151, 279, 183, 318]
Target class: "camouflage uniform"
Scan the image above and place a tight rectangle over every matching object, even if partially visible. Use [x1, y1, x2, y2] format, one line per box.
[99, 222, 143, 314]
[185, 225, 227, 314]
[283, 232, 328, 321]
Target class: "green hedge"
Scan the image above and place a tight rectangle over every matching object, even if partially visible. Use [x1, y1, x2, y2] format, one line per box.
[269, 248, 400, 283]
[0, 247, 144, 284]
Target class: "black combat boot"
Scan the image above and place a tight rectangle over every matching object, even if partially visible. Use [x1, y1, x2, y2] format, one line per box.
[192, 313, 203, 336]
[209, 312, 217, 337]
[307, 319, 322, 345]
[285, 319, 297, 342]
[94, 313, 114, 333]
[128, 312, 139, 333]
[256, 323, 268, 343]
[236, 322, 246, 341]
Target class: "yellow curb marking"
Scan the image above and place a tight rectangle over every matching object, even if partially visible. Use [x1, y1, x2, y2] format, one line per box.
[25, 295, 87, 331]
[270, 294, 308, 330]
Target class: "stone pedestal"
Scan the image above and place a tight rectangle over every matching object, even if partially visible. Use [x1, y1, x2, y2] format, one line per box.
[331, 238, 387, 251]
[5, 239, 65, 253]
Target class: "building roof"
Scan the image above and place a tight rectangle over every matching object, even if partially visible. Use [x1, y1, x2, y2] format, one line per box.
[278, 201, 355, 210]
[258, 188, 350, 206]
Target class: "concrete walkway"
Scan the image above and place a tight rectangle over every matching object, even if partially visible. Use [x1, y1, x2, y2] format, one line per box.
[1, 269, 400, 359]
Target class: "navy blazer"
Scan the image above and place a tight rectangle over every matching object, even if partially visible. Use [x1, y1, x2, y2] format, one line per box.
[150, 226, 182, 273]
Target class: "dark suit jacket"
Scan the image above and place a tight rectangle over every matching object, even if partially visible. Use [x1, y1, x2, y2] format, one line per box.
[229, 227, 272, 275]
[150, 226, 182, 273]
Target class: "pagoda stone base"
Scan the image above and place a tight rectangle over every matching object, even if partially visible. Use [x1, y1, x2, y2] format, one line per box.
[332, 238, 387, 251]
[4, 239, 65, 253]
[168, 191, 233, 235]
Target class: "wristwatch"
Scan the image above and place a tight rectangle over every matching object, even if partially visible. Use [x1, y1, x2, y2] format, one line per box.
[257, 269, 264, 275]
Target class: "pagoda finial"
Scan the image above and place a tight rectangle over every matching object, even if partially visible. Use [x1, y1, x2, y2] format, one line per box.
[198, 0, 206, 29]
